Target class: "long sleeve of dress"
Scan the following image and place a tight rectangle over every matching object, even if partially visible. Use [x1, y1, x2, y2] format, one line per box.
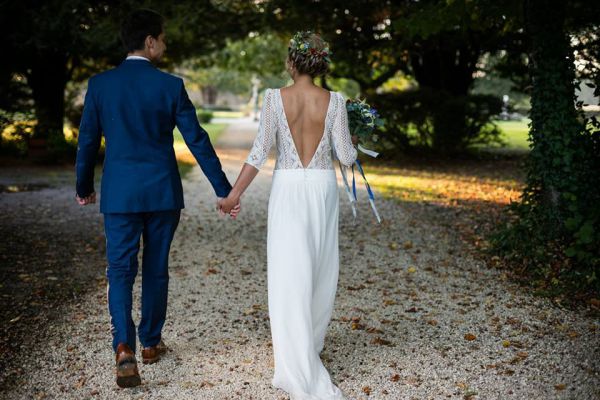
[246, 89, 276, 170]
[331, 93, 357, 167]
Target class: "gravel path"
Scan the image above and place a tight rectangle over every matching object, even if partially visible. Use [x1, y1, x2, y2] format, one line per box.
[1, 120, 599, 400]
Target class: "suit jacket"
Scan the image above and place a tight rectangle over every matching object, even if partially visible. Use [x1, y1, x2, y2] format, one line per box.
[75, 59, 232, 213]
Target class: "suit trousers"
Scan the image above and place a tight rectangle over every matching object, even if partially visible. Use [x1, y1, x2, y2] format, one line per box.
[104, 210, 180, 353]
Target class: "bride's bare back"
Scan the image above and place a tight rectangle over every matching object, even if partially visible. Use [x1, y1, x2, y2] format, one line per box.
[280, 85, 332, 168]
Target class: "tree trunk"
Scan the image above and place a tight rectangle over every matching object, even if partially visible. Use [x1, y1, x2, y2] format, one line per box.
[201, 86, 218, 106]
[525, 0, 581, 224]
[28, 53, 68, 143]
[410, 37, 480, 153]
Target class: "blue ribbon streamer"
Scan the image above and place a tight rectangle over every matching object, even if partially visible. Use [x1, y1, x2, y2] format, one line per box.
[354, 159, 382, 223]
[338, 161, 357, 219]
[351, 163, 357, 201]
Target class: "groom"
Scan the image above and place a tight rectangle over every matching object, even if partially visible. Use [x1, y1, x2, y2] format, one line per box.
[75, 9, 238, 387]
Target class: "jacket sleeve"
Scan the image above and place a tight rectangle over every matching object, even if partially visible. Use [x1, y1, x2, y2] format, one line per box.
[75, 78, 102, 198]
[174, 78, 232, 197]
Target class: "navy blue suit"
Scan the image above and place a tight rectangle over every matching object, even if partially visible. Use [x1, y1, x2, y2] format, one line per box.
[76, 58, 231, 352]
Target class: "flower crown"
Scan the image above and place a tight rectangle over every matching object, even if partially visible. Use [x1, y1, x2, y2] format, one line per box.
[288, 31, 332, 64]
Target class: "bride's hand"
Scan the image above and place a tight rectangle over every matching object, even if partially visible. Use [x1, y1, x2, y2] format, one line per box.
[217, 196, 240, 217]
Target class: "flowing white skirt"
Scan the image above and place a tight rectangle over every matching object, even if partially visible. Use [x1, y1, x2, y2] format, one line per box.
[267, 169, 345, 400]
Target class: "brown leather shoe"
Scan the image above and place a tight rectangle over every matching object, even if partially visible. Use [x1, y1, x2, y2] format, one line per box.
[115, 343, 141, 388]
[141, 340, 167, 364]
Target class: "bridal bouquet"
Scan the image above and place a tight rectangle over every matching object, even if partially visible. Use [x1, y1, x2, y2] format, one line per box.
[346, 99, 384, 151]
[340, 99, 385, 223]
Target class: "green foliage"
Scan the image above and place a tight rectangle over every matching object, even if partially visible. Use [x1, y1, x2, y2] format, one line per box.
[0, 0, 259, 154]
[371, 89, 503, 154]
[493, 0, 600, 297]
[196, 110, 214, 124]
[178, 32, 289, 104]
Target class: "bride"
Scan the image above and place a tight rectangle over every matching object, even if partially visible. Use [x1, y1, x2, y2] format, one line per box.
[218, 31, 357, 400]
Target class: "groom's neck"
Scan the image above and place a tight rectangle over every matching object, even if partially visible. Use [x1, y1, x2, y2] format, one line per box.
[128, 50, 151, 60]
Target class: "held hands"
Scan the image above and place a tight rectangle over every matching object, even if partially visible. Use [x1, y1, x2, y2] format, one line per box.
[217, 196, 241, 219]
[76, 192, 96, 206]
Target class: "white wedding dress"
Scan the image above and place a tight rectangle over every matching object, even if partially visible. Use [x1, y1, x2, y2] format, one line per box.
[246, 88, 357, 400]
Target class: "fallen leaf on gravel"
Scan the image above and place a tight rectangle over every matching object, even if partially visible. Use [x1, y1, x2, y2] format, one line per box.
[74, 377, 86, 389]
[389, 242, 398, 250]
[407, 266, 416, 273]
[351, 321, 365, 330]
[205, 268, 219, 275]
[427, 319, 438, 326]
[502, 340, 511, 347]
[516, 351, 528, 358]
[509, 356, 524, 364]
[383, 299, 397, 306]
[362, 386, 372, 395]
[403, 241, 413, 249]
[371, 337, 394, 346]
[554, 384, 566, 390]
[200, 381, 215, 388]
[347, 284, 366, 291]
[464, 333, 477, 341]
[391, 374, 400, 382]
[366, 327, 383, 334]
[567, 331, 579, 338]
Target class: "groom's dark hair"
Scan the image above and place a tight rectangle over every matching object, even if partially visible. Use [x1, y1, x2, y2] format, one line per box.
[120, 9, 165, 52]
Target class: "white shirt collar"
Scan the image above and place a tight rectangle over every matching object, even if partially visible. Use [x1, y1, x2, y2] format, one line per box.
[126, 55, 150, 62]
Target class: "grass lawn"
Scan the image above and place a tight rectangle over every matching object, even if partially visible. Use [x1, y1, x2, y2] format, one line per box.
[173, 123, 227, 144]
[495, 119, 531, 150]
[212, 111, 245, 119]
[174, 123, 228, 177]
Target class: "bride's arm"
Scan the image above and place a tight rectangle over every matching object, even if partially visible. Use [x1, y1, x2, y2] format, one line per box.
[219, 89, 275, 215]
[218, 163, 259, 215]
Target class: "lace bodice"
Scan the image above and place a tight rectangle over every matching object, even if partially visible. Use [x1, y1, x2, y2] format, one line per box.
[246, 88, 357, 170]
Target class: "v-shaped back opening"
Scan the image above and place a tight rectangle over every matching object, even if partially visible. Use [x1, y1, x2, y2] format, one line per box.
[277, 88, 333, 169]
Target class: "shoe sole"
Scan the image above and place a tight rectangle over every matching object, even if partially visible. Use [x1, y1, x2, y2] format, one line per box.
[116, 363, 141, 388]
[142, 356, 159, 365]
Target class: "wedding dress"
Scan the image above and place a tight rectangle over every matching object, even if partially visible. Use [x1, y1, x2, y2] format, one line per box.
[246, 88, 357, 400]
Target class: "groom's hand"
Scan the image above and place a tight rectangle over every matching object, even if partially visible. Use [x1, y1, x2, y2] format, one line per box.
[217, 196, 241, 219]
[76, 192, 96, 206]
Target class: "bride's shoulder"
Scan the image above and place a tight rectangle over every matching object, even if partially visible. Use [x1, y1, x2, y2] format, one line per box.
[329, 91, 344, 99]
[263, 88, 278, 98]
[329, 91, 346, 105]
